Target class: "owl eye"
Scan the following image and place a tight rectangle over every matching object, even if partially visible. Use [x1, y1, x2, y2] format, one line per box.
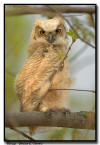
[40, 29, 45, 35]
[56, 29, 62, 33]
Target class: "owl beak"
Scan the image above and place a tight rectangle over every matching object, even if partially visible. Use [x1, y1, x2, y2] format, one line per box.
[47, 33, 55, 43]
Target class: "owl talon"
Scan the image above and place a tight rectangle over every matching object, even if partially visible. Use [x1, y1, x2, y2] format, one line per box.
[47, 107, 58, 112]
[46, 107, 70, 114]
[58, 108, 70, 114]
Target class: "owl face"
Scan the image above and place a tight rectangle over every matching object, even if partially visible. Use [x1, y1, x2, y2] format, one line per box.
[32, 17, 67, 44]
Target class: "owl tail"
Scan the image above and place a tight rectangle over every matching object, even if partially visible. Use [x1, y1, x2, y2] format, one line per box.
[29, 126, 37, 136]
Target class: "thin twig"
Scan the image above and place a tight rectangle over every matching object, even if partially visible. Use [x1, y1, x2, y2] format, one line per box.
[58, 39, 76, 71]
[10, 127, 35, 140]
[49, 88, 95, 93]
[46, 6, 95, 49]
[63, 40, 75, 60]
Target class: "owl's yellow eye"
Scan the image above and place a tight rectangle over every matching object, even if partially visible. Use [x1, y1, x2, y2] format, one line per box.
[56, 29, 62, 33]
[40, 29, 45, 35]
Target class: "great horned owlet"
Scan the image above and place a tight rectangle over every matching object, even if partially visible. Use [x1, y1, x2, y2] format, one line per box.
[15, 16, 73, 136]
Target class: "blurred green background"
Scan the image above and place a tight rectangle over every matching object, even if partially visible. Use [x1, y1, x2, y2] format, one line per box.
[5, 5, 95, 140]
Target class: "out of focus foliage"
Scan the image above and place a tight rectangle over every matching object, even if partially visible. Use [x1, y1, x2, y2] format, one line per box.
[70, 16, 95, 43]
[5, 5, 95, 140]
[5, 11, 34, 110]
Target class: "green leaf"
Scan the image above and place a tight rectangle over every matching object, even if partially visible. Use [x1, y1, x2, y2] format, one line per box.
[59, 52, 65, 57]
[66, 29, 78, 41]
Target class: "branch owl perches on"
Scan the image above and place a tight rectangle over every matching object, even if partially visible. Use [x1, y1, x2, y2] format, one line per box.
[15, 16, 73, 136]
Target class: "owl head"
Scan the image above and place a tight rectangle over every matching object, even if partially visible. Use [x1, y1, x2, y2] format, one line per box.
[31, 16, 68, 45]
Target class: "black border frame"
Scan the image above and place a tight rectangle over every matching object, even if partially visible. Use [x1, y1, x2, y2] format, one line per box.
[4, 3, 97, 144]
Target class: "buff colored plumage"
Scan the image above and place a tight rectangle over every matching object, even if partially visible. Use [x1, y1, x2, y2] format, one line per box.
[15, 16, 72, 136]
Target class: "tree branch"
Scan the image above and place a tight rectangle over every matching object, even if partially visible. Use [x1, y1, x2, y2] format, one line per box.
[5, 111, 95, 130]
[49, 88, 95, 93]
[5, 6, 95, 17]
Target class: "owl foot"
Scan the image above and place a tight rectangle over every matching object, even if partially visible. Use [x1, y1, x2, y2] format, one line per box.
[46, 107, 70, 114]
[45, 107, 70, 119]
[57, 108, 70, 113]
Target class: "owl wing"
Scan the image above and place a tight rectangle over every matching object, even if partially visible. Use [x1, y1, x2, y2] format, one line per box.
[16, 46, 61, 112]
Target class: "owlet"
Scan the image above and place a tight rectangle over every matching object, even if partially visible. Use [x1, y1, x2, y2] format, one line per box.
[15, 16, 72, 136]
